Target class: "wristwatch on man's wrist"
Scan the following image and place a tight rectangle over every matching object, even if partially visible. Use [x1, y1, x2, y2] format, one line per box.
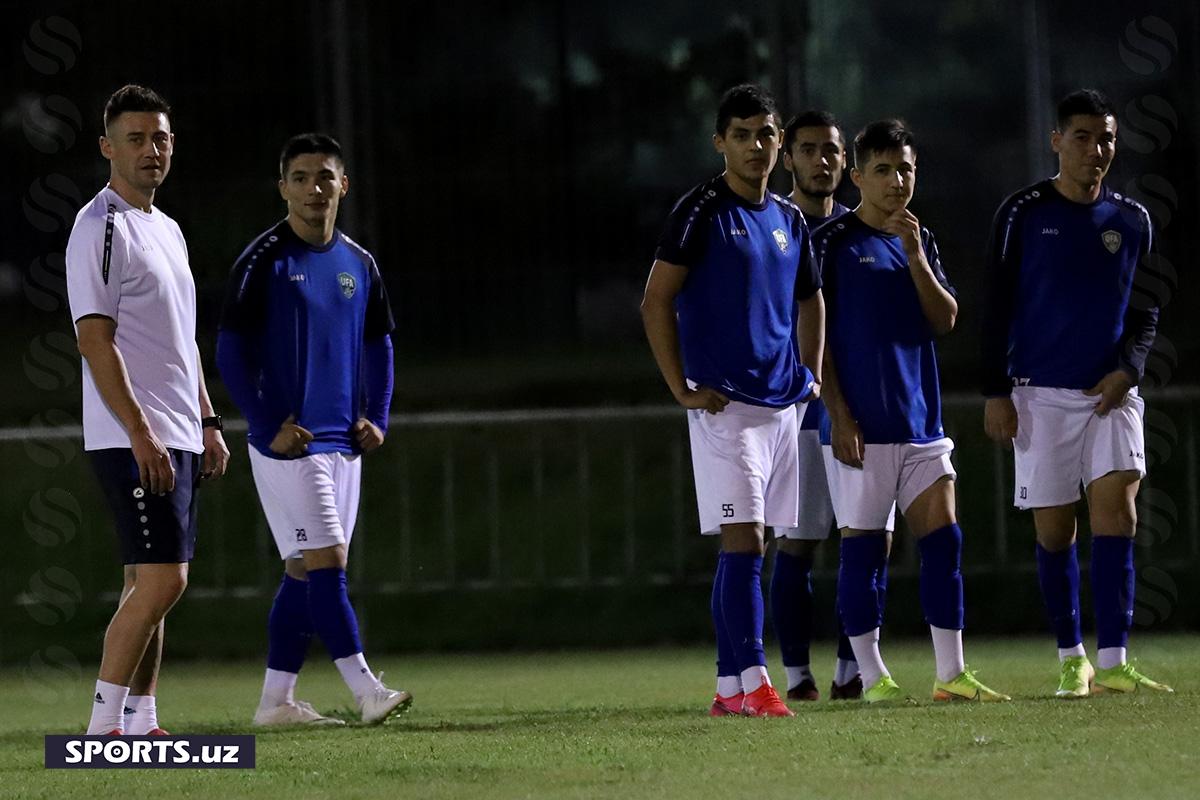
[202, 415, 223, 431]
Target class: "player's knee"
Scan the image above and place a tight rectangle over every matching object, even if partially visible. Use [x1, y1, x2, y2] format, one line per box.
[302, 544, 347, 571]
[284, 558, 308, 581]
[1095, 505, 1136, 537]
[720, 523, 765, 555]
[143, 569, 188, 608]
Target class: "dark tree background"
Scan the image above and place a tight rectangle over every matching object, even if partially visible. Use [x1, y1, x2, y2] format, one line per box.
[3, 0, 1195, 421]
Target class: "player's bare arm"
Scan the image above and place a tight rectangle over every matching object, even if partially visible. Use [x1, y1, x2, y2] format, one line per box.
[269, 414, 314, 457]
[796, 289, 824, 400]
[820, 346, 864, 468]
[983, 397, 1018, 446]
[76, 314, 175, 494]
[195, 343, 229, 479]
[640, 258, 730, 414]
[883, 209, 956, 335]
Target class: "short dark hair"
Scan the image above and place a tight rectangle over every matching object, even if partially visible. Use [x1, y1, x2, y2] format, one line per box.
[852, 119, 916, 169]
[715, 84, 779, 136]
[1056, 89, 1116, 130]
[783, 109, 842, 153]
[279, 132, 344, 177]
[103, 85, 171, 131]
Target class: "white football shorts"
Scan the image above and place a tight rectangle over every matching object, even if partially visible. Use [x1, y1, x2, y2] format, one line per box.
[1011, 386, 1146, 510]
[248, 446, 362, 560]
[774, 428, 896, 539]
[822, 437, 954, 531]
[686, 399, 799, 535]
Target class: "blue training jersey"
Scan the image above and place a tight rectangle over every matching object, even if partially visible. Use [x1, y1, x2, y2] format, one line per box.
[815, 212, 955, 445]
[798, 201, 851, 431]
[219, 221, 395, 457]
[655, 176, 821, 408]
[980, 179, 1158, 395]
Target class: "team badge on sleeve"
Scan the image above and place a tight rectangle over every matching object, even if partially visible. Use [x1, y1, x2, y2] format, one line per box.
[337, 272, 357, 299]
[1102, 230, 1121, 254]
[772, 229, 789, 253]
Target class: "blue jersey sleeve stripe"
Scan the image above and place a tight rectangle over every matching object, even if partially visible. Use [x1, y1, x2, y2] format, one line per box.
[220, 223, 287, 332]
[654, 179, 722, 266]
[979, 182, 1050, 396]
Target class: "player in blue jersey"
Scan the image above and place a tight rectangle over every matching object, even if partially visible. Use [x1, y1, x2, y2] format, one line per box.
[641, 85, 824, 717]
[217, 133, 412, 726]
[771, 109, 895, 702]
[818, 119, 1008, 703]
[981, 90, 1171, 697]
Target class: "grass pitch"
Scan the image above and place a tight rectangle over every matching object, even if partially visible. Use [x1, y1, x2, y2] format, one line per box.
[2, 635, 1196, 799]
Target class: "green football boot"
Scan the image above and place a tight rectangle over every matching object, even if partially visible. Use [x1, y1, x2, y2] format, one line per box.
[1055, 655, 1095, 699]
[863, 675, 907, 704]
[1093, 661, 1174, 694]
[933, 667, 1011, 702]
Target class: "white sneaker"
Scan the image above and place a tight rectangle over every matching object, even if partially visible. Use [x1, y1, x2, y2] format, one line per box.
[358, 672, 413, 724]
[253, 700, 346, 727]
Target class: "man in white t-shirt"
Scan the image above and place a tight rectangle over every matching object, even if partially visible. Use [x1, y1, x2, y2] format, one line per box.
[65, 85, 229, 735]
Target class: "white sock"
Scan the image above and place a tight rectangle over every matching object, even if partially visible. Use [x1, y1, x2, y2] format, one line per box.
[334, 653, 381, 701]
[716, 676, 742, 698]
[833, 658, 859, 687]
[1097, 646, 1126, 670]
[739, 665, 769, 693]
[784, 665, 813, 691]
[1058, 644, 1087, 662]
[259, 669, 298, 709]
[848, 630, 888, 690]
[87, 680, 129, 735]
[124, 695, 158, 735]
[930, 626, 965, 682]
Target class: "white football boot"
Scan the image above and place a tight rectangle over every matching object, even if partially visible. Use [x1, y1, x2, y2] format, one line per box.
[359, 672, 413, 724]
[254, 699, 346, 727]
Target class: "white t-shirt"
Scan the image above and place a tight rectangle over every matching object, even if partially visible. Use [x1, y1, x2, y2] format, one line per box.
[65, 185, 203, 454]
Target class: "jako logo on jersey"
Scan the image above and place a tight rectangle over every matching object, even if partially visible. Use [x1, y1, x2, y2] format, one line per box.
[1041, 228, 1059, 235]
[338, 272, 356, 299]
[289, 274, 306, 282]
[729, 227, 747, 236]
[772, 229, 789, 253]
[859, 256, 876, 263]
[1102, 230, 1121, 254]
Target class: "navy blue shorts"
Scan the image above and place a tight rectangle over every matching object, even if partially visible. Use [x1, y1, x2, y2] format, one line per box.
[89, 448, 202, 565]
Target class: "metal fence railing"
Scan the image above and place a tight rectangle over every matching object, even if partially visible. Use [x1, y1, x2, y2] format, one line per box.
[6, 391, 1199, 610]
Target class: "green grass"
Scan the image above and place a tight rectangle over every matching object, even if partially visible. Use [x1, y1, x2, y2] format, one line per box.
[2, 636, 1197, 799]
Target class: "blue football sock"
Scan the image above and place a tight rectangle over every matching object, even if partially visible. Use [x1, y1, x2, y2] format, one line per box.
[838, 533, 887, 636]
[1035, 542, 1083, 648]
[267, 574, 313, 673]
[306, 567, 364, 660]
[877, 555, 890, 620]
[770, 550, 814, 667]
[834, 552, 882, 662]
[711, 554, 738, 679]
[1092, 536, 1135, 651]
[835, 626, 856, 662]
[719, 552, 767, 672]
[918, 524, 964, 630]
